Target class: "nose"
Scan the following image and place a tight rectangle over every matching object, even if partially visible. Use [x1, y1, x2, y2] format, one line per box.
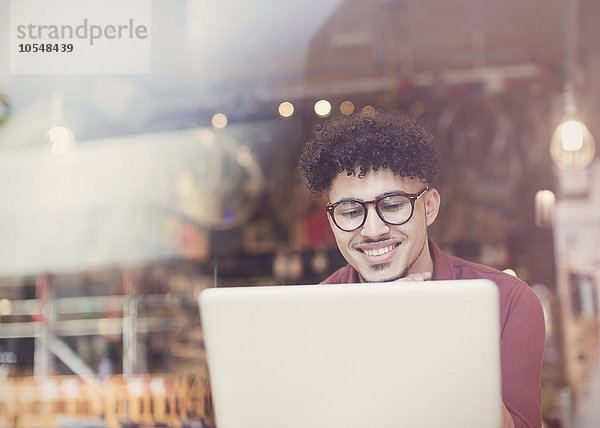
[360, 205, 390, 238]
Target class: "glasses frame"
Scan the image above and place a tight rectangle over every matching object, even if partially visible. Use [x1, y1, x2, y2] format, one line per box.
[326, 186, 429, 232]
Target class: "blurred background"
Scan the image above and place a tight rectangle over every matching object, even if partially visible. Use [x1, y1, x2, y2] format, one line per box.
[0, 0, 599, 427]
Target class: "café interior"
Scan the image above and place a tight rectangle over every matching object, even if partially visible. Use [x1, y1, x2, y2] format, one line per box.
[1, 0, 600, 427]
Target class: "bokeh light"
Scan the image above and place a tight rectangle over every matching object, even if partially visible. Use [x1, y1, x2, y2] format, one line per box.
[340, 101, 355, 115]
[278, 101, 294, 118]
[535, 190, 556, 229]
[561, 121, 583, 151]
[47, 126, 73, 155]
[211, 113, 228, 129]
[361, 105, 376, 117]
[314, 99, 332, 117]
[550, 120, 595, 169]
[409, 101, 426, 117]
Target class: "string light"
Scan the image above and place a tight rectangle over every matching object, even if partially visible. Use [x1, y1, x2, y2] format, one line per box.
[340, 101, 354, 115]
[314, 100, 332, 117]
[278, 101, 294, 118]
[361, 105, 376, 117]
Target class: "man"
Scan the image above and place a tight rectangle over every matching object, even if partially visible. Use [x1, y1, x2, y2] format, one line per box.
[298, 109, 545, 428]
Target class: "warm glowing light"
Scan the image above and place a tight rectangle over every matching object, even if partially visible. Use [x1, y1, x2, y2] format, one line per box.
[340, 101, 355, 115]
[361, 105, 376, 117]
[314, 99, 332, 117]
[535, 190, 556, 229]
[211, 113, 228, 129]
[0, 298, 12, 316]
[278, 101, 294, 118]
[550, 120, 595, 169]
[48, 126, 72, 155]
[503, 269, 517, 278]
[561, 120, 584, 151]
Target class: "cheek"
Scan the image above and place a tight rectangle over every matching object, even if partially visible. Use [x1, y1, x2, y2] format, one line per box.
[392, 219, 422, 243]
[327, 216, 340, 240]
[329, 224, 357, 253]
[326, 212, 336, 231]
[331, 228, 349, 248]
[328, 214, 348, 242]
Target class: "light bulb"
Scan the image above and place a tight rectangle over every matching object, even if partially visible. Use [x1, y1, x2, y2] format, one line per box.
[47, 126, 74, 155]
[561, 121, 584, 151]
[550, 120, 595, 169]
[535, 190, 556, 228]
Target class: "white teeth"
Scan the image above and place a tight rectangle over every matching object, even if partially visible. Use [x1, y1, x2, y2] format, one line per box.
[363, 245, 394, 256]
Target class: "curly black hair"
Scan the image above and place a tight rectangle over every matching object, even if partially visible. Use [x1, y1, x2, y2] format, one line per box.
[299, 108, 441, 195]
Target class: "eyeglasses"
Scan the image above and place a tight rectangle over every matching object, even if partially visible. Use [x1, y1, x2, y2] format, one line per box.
[326, 187, 429, 232]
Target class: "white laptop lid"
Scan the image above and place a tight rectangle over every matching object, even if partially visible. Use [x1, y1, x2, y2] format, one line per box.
[199, 279, 502, 428]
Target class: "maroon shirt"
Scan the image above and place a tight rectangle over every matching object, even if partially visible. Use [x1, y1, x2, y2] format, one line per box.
[322, 239, 545, 428]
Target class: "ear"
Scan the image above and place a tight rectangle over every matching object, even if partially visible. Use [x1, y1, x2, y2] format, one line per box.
[424, 188, 441, 227]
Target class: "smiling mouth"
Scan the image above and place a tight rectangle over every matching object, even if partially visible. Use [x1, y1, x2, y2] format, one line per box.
[362, 244, 397, 256]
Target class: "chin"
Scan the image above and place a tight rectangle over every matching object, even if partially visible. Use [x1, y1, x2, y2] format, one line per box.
[359, 267, 407, 283]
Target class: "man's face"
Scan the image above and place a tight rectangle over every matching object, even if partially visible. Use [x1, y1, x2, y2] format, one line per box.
[327, 168, 440, 283]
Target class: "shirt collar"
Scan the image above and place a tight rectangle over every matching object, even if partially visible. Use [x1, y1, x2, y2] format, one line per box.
[429, 238, 455, 280]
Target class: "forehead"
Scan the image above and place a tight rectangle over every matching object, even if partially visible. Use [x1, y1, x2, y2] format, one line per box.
[328, 169, 423, 201]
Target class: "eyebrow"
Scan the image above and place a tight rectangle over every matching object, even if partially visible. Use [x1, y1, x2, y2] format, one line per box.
[334, 190, 408, 204]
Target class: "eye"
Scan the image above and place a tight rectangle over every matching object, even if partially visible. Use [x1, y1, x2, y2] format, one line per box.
[379, 196, 409, 212]
[336, 202, 363, 218]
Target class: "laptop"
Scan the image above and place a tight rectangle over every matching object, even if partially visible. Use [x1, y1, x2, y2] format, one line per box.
[199, 279, 501, 428]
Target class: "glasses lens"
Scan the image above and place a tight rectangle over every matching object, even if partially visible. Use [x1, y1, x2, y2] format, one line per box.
[377, 195, 412, 224]
[333, 201, 365, 231]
